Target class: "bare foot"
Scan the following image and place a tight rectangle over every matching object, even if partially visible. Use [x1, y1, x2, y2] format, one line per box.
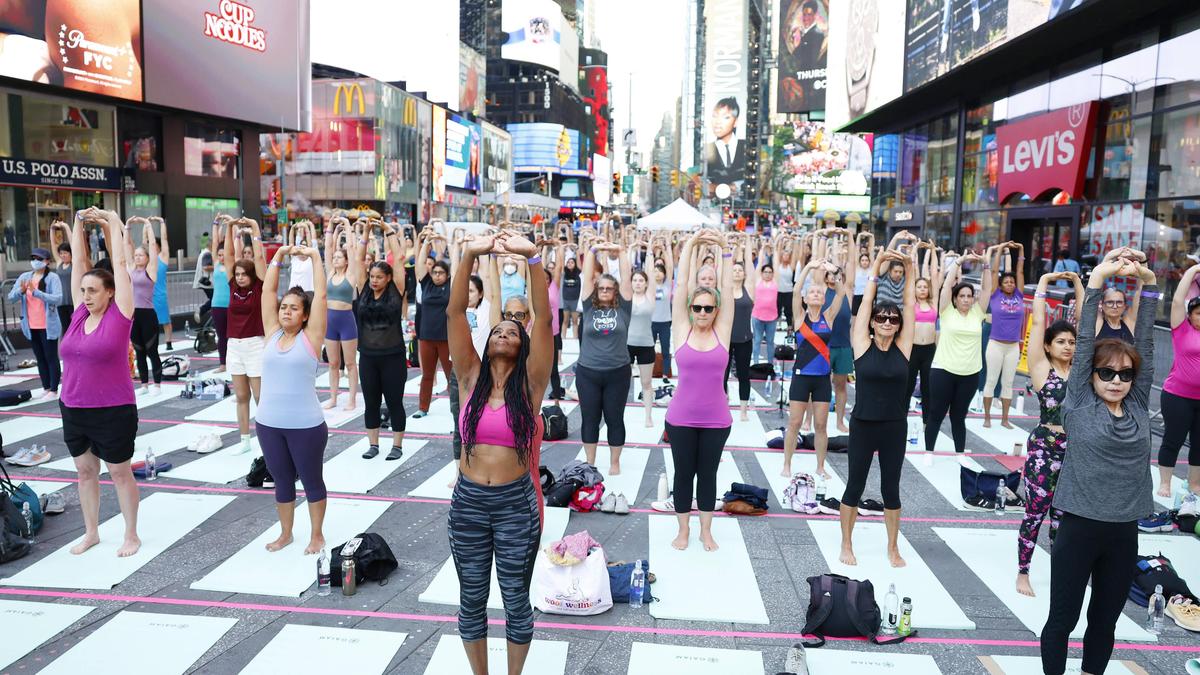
[322, 399, 338, 410]
[700, 532, 719, 552]
[69, 535, 100, 555]
[740, 412, 750, 422]
[116, 536, 141, 558]
[265, 533, 294, 552]
[888, 548, 907, 568]
[839, 546, 857, 566]
[447, 476, 459, 490]
[342, 401, 356, 411]
[780, 465, 792, 478]
[982, 418, 992, 428]
[818, 469, 831, 480]
[214, 365, 226, 373]
[645, 417, 654, 428]
[1157, 482, 1173, 498]
[837, 422, 849, 434]
[1001, 420, 1014, 430]
[609, 464, 621, 476]
[671, 531, 690, 551]
[304, 536, 325, 555]
[1016, 573, 1035, 597]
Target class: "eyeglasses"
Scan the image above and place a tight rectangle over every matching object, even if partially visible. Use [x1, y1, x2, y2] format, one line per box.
[1093, 366, 1135, 383]
[502, 311, 528, 322]
[597, 286, 617, 292]
[690, 304, 716, 314]
[872, 314, 901, 325]
[1102, 300, 1125, 308]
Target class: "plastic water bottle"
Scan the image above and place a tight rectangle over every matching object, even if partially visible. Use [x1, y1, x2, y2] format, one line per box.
[20, 502, 33, 542]
[882, 583, 899, 635]
[144, 447, 157, 481]
[897, 597, 913, 636]
[995, 483, 1007, 514]
[1016, 389, 1027, 415]
[1148, 584, 1165, 634]
[814, 474, 826, 502]
[317, 549, 331, 596]
[907, 418, 920, 447]
[629, 560, 646, 609]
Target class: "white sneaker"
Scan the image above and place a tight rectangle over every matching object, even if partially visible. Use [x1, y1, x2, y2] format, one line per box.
[1180, 493, 1199, 518]
[151, 384, 161, 395]
[20, 447, 51, 466]
[613, 493, 630, 515]
[599, 492, 617, 513]
[139, 385, 150, 395]
[5, 446, 33, 465]
[651, 499, 674, 512]
[784, 643, 809, 675]
[194, 433, 223, 454]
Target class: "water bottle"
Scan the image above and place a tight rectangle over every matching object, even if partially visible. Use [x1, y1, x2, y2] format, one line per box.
[995, 483, 1007, 514]
[897, 597, 913, 636]
[629, 560, 646, 609]
[144, 447, 157, 481]
[1016, 389, 1027, 415]
[341, 557, 357, 596]
[1147, 584, 1165, 634]
[907, 418, 919, 447]
[882, 583, 899, 635]
[20, 502, 33, 543]
[814, 474, 826, 503]
[317, 549, 331, 596]
[656, 473, 669, 502]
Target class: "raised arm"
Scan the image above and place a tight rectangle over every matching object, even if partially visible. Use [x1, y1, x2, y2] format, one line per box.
[449, 235, 496, 380]
[1172, 262, 1200, 328]
[122, 216, 139, 269]
[1130, 261, 1159, 408]
[852, 252, 893, 353]
[69, 212, 92, 301]
[262, 245, 287, 336]
[415, 230, 433, 283]
[50, 221, 67, 265]
[154, 217, 169, 265]
[581, 242, 598, 300]
[303, 245, 327, 348]
[939, 255, 964, 313]
[508, 233, 552, 394]
[381, 223, 406, 294]
[715, 232, 737, 342]
[616, 241, 633, 301]
[1028, 273, 1056, 378]
[245, 218, 267, 279]
[104, 210, 134, 319]
[143, 222, 159, 282]
[978, 248, 995, 311]
[671, 235, 698, 329]
[1070, 258, 1128, 403]
[1013, 242, 1026, 291]
[223, 218, 237, 271]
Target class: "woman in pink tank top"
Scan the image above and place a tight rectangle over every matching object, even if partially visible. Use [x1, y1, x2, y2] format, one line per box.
[660, 229, 737, 553]
[58, 207, 141, 558]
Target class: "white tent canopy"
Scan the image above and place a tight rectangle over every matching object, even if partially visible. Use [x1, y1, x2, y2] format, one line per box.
[636, 198, 718, 230]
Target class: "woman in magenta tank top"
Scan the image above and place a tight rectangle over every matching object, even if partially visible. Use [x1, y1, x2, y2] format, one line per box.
[59, 208, 141, 558]
[662, 229, 737, 553]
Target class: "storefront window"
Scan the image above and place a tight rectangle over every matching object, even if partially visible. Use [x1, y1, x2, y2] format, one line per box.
[1096, 111, 1151, 202]
[21, 93, 115, 166]
[124, 194, 162, 219]
[184, 123, 240, 178]
[120, 109, 162, 172]
[1152, 199, 1200, 320]
[185, 197, 239, 256]
[1153, 105, 1200, 200]
[960, 210, 1001, 254]
[1100, 29, 1159, 117]
[925, 210, 953, 251]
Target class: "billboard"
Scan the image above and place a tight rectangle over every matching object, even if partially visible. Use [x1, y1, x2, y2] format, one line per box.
[581, 50, 610, 157]
[772, 121, 873, 196]
[444, 113, 481, 192]
[144, 0, 311, 130]
[432, 106, 446, 202]
[459, 43, 486, 118]
[417, 99, 432, 221]
[824, 0, 906, 129]
[501, 0, 564, 72]
[509, 123, 585, 175]
[777, 0, 829, 114]
[482, 123, 512, 195]
[703, 0, 749, 196]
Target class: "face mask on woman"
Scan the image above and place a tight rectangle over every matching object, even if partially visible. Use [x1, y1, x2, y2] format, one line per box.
[30, 260, 46, 271]
[503, 263, 518, 275]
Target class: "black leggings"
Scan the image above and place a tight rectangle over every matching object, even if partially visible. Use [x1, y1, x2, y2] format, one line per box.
[777, 291, 794, 330]
[28, 328, 60, 392]
[665, 422, 731, 513]
[213, 307, 229, 364]
[925, 369, 978, 453]
[359, 351, 407, 431]
[906, 343, 936, 422]
[130, 307, 162, 384]
[575, 363, 629, 446]
[842, 418, 906, 510]
[1041, 512, 1138, 675]
[724, 340, 752, 402]
[1158, 390, 1200, 467]
[549, 334, 564, 399]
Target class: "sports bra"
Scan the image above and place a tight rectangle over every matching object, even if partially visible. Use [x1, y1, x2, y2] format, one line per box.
[915, 302, 937, 324]
[459, 401, 517, 448]
[327, 275, 354, 304]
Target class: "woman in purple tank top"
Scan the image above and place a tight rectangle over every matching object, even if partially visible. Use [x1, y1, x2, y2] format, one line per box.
[59, 207, 141, 558]
[661, 229, 737, 553]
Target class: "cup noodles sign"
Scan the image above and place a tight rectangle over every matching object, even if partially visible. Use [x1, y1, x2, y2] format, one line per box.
[204, 0, 267, 52]
[996, 102, 1098, 202]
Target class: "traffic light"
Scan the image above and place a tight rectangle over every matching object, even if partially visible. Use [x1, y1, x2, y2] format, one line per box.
[538, 176, 548, 193]
[612, 173, 620, 195]
[651, 165, 660, 183]
[671, 169, 680, 186]
[692, 183, 702, 200]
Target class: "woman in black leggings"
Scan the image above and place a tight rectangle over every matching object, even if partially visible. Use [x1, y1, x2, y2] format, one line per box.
[840, 246, 915, 569]
[721, 253, 754, 419]
[907, 242, 941, 420]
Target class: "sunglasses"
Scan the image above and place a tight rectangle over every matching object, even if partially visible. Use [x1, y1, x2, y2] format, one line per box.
[502, 311, 528, 322]
[1093, 366, 1135, 383]
[872, 314, 901, 325]
[28, 256, 44, 262]
[597, 286, 617, 292]
[691, 304, 716, 314]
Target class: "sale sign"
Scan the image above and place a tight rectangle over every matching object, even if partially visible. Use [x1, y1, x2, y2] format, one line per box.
[996, 102, 1099, 202]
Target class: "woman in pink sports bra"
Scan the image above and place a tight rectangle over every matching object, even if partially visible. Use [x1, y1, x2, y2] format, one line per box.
[662, 228, 737, 553]
[906, 241, 942, 423]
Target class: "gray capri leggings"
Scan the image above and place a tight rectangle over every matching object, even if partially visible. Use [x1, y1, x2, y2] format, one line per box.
[449, 473, 542, 644]
[256, 421, 329, 503]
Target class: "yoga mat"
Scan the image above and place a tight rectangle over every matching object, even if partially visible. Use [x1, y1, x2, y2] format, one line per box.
[322, 438, 424, 494]
[417, 507, 570, 609]
[43, 422, 221, 473]
[965, 416, 1031, 455]
[185, 395, 256, 423]
[422, 635, 568, 675]
[806, 650, 944, 674]
[0, 599, 94, 671]
[22, 480, 71, 497]
[0, 416, 62, 445]
[1, 492, 234, 589]
[726, 412, 767, 447]
[407, 368, 450, 393]
[752, 452, 846, 508]
[933, 527, 1155, 641]
[559, 350, 578, 370]
[38, 610, 236, 675]
[661, 449, 744, 504]
[240, 624, 407, 675]
[1151, 465, 1188, 510]
[980, 654, 1143, 675]
[618, 402, 667, 445]
[627, 642, 764, 675]
[808, 520, 975, 630]
[315, 369, 350, 390]
[0, 374, 37, 385]
[647, 514, 769, 624]
[166, 437, 261, 485]
[727, 384, 770, 407]
[1138, 533, 1200, 591]
[904, 453, 986, 511]
[405, 397, 457, 434]
[190, 497, 390, 597]
[320, 393, 364, 428]
[573, 446, 652, 502]
[407, 461, 459, 500]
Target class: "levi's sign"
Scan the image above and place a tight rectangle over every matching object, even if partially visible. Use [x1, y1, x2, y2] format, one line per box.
[996, 102, 1098, 202]
[0, 159, 121, 191]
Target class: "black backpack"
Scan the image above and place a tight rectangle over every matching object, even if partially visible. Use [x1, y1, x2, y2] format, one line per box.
[331, 533, 398, 586]
[194, 326, 218, 354]
[749, 363, 775, 380]
[545, 476, 582, 508]
[0, 390, 31, 407]
[541, 405, 568, 441]
[1129, 553, 1197, 606]
[801, 573, 912, 646]
[246, 456, 272, 488]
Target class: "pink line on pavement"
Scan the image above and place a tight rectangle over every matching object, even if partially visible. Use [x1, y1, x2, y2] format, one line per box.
[0, 588, 1191, 653]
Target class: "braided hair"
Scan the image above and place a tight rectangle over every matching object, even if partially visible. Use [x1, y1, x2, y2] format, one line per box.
[461, 319, 538, 467]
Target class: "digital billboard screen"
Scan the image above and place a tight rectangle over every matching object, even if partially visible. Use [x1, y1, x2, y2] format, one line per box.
[772, 121, 873, 196]
[777, 0, 828, 114]
[703, 0, 748, 196]
[824, 0, 905, 128]
[501, 0, 563, 72]
[444, 113, 480, 192]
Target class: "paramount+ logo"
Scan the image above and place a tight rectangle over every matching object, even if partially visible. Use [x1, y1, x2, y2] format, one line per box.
[204, 0, 267, 52]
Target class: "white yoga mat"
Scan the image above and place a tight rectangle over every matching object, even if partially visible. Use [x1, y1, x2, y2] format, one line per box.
[43, 422, 222, 473]
[661, 449, 744, 502]
[417, 506, 570, 608]
[618, 402, 667, 445]
[559, 350, 578, 370]
[965, 416, 1031, 455]
[573, 446, 651, 502]
[408, 460, 459, 500]
[806, 650, 945, 674]
[753, 452, 846, 508]
[190, 497, 391, 597]
[240, 624, 407, 675]
[983, 654, 1139, 675]
[323, 438, 424, 494]
[185, 395, 256, 423]
[1138, 533, 1200, 591]
[808, 520, 975, 630]
[0, 416, 62, 445]
[422, 635, 568, 675]
[21, 480, 72, 497]
[726, 413, 767, 447]
[1, 492, 234, 589]
[320, 393, 364, 428]
[315, 369, 350, 390]
[0, 600, 94, 671]
[1151, 465, 1188, 510]
[561, 338, 580, 354]
[6, 365, 41, 376]
[627, 642, 764, 675]
[405, 397, 456, 434]
[933, 527, 1155, 641]
[134, 385, 187, 409]
[727, 384, 770, 407]
[39, 610, 236, 675]
[647, 514, 769, 624]
[904, 453, 985, 511]
[166, 437, 260, 484]
[0, 374, 37, 385]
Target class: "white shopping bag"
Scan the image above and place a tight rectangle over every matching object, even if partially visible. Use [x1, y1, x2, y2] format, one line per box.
[531, 545, 613, 616]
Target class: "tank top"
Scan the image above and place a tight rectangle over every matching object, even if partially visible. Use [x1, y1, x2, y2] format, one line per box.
[153, 259, 168, 301]
[357, 283, 405, 356]
[131, 268, 154, 309]
[289, 255, 314, 293]
[731, 286, 753, 343]
[1037, 368, 1067, 427]
[327, 275, 354, 304]
[60, 303, 135, 408]
[795, 312, 832, 376]
[850, 342, 909, 421]
[776, 264, 795, 293]
[627, 295, 654, 346]
[665, 334, 733, 428]
[212, 265, 230, 308]
[752, 280, 779, 322]
[1096, 319, 1133, 344]
[256, 330, 324, 429]
[915, 302, 937, 324]
[652, 284, 672, 322]
[561, 271, 581, 305]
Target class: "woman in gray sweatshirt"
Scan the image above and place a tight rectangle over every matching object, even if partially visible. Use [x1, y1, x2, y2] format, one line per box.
[1040, 248, 1159, 675]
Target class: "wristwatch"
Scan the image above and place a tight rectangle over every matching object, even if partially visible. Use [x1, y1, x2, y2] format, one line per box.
[845, 0, 879, 119]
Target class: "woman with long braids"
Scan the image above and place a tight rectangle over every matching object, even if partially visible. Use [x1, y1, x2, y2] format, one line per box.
[1015, 270, 1083, 597]
[125, 217, 163, 394]
[1041, 251, 1158, 675]
[447, 230, 552, 675]
[321, 216, 359, 411]
[981, 242, 1026, 429]
[224, 217, 267, 454]
[352, 220, 407, 460]
[1157, 253, 1200, 499]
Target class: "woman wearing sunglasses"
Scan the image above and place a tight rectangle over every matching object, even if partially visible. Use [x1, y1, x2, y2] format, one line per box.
[664, 229, 736, 551]
[1094, 247, 1145, 344]
[839, 249, 914, 568]
[1156, 256, 1200, 500]
[1041, 252, 1158, 675]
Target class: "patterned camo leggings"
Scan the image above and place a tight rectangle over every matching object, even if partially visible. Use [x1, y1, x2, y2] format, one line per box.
[1018, 425, 1066, 574]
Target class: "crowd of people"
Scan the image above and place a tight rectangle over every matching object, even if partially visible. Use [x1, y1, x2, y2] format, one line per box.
[16, 206, 1189, 675]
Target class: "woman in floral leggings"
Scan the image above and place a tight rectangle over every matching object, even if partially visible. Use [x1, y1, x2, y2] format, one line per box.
[1016, 271, 1083, 597]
